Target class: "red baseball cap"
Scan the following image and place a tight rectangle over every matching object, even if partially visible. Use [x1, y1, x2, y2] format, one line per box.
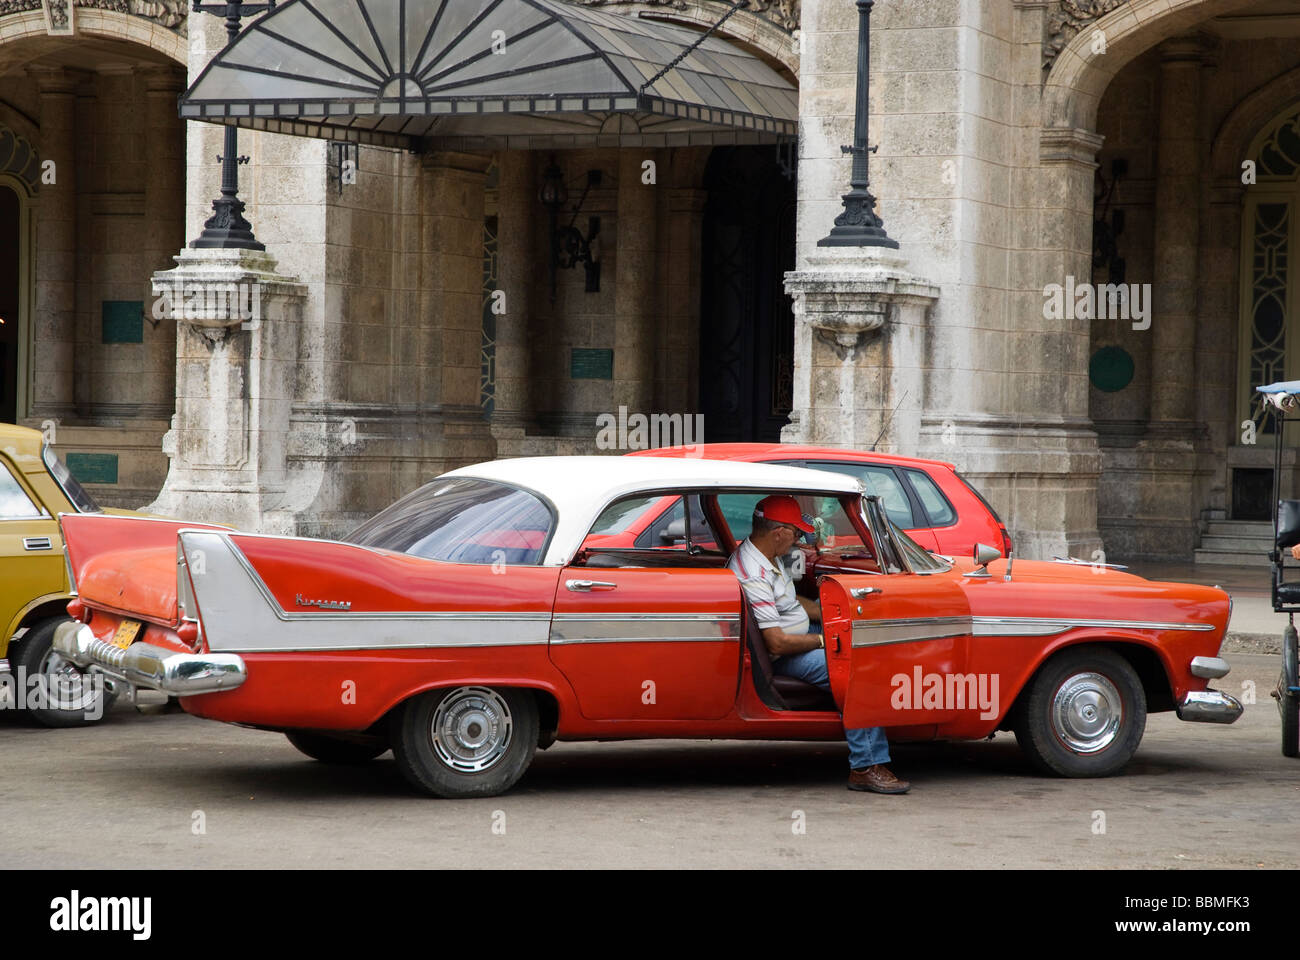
[754, 495, 814, 533]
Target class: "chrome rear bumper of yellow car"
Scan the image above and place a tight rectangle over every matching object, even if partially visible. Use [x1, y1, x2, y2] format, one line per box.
[1176, 689, 1243, 724]
[53, 621, 246, 697]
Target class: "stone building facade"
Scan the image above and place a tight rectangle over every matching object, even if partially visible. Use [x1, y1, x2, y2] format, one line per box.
[3, 0, 1300, 561]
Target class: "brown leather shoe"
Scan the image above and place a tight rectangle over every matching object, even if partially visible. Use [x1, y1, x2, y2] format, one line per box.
[847, 764, 911, 794]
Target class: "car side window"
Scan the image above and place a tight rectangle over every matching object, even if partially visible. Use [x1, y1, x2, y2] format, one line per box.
[0, 465, 43, 519]
[714, 493, 766, 543]
[578, 493, 725, 565]
[800, 462, 916, 529]
[905, 469, 956, 526]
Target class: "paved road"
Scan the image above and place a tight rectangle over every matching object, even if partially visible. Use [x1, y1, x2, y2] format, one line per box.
[2, 654, 1296, 869]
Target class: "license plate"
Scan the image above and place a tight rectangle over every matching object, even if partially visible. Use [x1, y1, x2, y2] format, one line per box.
[111, 619, 142, 650]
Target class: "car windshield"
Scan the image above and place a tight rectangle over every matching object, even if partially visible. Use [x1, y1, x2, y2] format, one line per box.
[343, 477, 554, 565]
[885, 514, 951, 574]
[42, 446, 101, 514]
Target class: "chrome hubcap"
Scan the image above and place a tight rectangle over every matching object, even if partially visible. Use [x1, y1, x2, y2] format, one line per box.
[38, 647, 102, 713]
[1052, 672, 1122, 754]
[430, 687, 513, 773]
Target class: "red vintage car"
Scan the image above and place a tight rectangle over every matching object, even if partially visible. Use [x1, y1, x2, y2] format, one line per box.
[53, 457, 1242, 798]
[624, 443, 1012, 557]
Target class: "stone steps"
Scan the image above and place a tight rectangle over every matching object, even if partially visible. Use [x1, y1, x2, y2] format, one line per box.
[1194, 519, 1275, 566]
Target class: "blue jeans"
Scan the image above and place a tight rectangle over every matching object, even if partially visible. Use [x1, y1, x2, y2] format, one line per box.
[774, 648, 891, 770]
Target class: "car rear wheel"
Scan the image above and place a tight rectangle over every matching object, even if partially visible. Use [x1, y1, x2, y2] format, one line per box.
[1279, 623, 1299, 758]
[10, 617, 117, 728]
[284, 731, 389, 764]
[1014, 647, 1146, 777]
[391, 685, 538, 798]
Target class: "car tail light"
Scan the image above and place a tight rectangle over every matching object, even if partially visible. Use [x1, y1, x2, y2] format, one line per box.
[177, 621, 202, 651]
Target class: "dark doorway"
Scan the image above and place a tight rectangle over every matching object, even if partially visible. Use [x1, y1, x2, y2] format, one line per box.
[1232, 467, 1273, 521]
[699, 145, 795, 443]
[0, 185, 19, 424]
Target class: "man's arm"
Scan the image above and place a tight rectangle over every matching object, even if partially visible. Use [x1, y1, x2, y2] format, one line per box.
[761, 625, 823, 658]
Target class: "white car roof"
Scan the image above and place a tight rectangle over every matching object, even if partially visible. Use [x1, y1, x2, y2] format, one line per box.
[444, 455, 862, 565]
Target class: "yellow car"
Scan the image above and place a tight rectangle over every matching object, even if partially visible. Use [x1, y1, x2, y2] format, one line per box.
[0, 423, 148, 726]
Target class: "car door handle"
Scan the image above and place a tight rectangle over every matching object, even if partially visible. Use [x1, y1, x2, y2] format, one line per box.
[849, 587, 880, 598]
[23, 537, 53, 551]
[565, 579, 617, 592]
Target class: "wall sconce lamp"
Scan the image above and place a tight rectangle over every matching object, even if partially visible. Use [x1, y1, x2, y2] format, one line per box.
[1093, 156, 1127, 284]
[539, 156, 602, 301]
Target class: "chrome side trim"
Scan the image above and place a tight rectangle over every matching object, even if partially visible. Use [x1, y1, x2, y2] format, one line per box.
[553, 613, 741, 622]
[851, 614, 1219, 647]
[551, 615, 741, 645]
[53, 621, 246, 696]
[972, 616, 1216, 635]
[852, 617, 972, 648]
[179, 531, 553, 653]
[1190, 655, 1231, 679]
[1176, 689, 1243, 724]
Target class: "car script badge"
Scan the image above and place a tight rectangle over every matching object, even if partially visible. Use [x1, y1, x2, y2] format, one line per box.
[295, 593, 352, 611]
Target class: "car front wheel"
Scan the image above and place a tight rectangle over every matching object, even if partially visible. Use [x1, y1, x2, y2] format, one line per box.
[391, 685, 538, 798]
[1014, 647, 1146, 777]
[10, 617, 117, 728]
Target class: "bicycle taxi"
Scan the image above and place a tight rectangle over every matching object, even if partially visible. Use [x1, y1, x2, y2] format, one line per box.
[1254, 379, 1300, 757]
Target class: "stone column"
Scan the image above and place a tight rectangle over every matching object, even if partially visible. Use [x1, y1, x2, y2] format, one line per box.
[614, 149, 658, 414]
[1134, 37, 1213, 559]
[28, 66, 77, 419]
[783, 249, 939, 452]
[1150, 38, 1209, 424]
[660, 186, 707, 413]
[146, 249, 308, 532]
[141, 66, 186, 416]
[420, 152, 493, 415]
[492, 150, 536, 435]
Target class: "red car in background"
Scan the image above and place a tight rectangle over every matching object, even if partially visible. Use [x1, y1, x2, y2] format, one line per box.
[620, 443, 1011, 557]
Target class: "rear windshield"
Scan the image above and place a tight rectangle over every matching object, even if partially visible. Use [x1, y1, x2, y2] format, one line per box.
[344, 477, 554, 565]
[958, 473, 1004, 524]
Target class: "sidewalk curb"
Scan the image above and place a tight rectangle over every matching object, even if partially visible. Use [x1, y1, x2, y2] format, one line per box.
[1224, 632, 1283, 655]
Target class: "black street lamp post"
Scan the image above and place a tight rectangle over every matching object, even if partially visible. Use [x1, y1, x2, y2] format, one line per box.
[189, 0, 275, 250]
[819, 0, 898, 249]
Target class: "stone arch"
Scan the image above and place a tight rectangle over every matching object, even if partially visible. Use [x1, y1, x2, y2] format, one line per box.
[1212, 68, 1300, 179]
[0, 8, 186, 66]
[572, 1, 800, 78]
[1043, 0, 1257, 132]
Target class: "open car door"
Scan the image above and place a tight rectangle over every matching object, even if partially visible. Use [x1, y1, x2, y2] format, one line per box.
[819, 573, 972, 729]
[817, 498, 973, 730]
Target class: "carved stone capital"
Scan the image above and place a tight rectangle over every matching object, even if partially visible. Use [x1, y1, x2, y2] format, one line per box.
[1039, 125, 1105, 166]
[1043, 0, 1126, 70]
[785, 256, 940, 360]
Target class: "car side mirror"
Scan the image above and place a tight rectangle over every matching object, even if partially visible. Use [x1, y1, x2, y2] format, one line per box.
[964, 542, 1002, 578]
[1279, 500, 1300, 550]
[660, 516, 711, 544]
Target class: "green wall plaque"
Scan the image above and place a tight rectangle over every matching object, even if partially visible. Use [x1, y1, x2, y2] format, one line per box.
[102, 301, 144, 344]
[65, 453, 118, 485]
[571, 348, 613, 380]
[1089, 345, 1135, 393]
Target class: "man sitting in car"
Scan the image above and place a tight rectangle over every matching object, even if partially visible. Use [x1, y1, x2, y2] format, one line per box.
[726, 495, 910, 795]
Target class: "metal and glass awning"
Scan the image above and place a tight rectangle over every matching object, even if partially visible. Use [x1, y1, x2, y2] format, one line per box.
[179, 0, 798, 150]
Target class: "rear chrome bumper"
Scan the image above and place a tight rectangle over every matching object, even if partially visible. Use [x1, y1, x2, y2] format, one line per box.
[53, 621, 246, 697]
[1176, 689, 1243, 724]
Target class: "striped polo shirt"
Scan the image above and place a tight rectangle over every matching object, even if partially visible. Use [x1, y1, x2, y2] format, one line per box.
[727, 538, 810, 635]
